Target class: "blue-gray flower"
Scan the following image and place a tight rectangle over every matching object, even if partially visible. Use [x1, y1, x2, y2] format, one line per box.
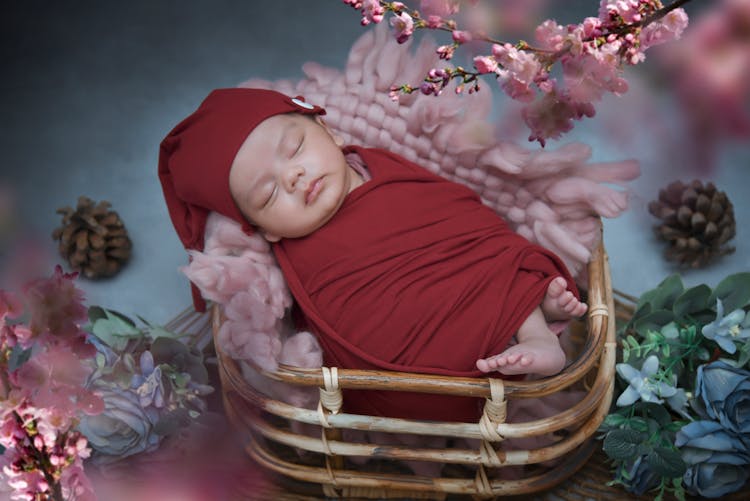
[701, 299, 750, 354]
[623, 454, 660, 496]
[130, 350, 166, 409]
[695, 361, 750, 434]
[616, 355, 677, 406]
[77, 384, 161, 463]
[676, 420, 750, 498]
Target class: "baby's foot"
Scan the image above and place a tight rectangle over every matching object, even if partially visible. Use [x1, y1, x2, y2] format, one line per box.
[541, 277, 587, 323]
[476, 336, 566, 376]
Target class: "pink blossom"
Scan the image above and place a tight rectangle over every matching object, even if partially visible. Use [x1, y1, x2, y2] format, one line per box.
[562, 48, 628, 103]
[492, 43, 542, 102]
[599, 0, 643, 24]
[640, 8, 689, 49]
[12, 344, 102, 424]
[23, 265, 87, 340]
[436, 44, 456, 59]
[426, 15, 443, 29]
[360, 0, 385, 25]
[581, 16, 603, 38]
[535, 19, 567, 52]
[390, 11, 414, 44]
[473, 55, 498, 74]
[522, 91, 595, 147]
[451, 30, 472, 44]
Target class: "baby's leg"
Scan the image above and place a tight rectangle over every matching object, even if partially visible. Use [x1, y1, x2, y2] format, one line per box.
[476, 276, 586, 376]
[476, 307, 566, 376]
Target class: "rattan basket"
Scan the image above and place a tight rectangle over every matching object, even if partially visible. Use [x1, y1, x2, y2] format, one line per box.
[211, 237, 617, 500]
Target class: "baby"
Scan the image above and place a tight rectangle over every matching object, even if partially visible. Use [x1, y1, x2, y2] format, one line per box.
[159, 88, 587, 421]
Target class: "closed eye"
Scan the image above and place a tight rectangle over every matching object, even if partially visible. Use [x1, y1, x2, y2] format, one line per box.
[262, 184, 277, 208]
[293, 134, 304, 157]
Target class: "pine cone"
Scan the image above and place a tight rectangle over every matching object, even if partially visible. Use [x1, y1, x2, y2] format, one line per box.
[648, 180, 736, 268]
[52, 196, 132, 278]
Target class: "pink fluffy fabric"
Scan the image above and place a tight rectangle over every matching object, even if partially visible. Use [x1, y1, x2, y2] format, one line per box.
[182, 23, 639, 410]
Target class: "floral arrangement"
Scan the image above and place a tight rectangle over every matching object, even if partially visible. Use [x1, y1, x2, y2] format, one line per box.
[600, 272, 750, 499]
[79, 306, 213, 464]
[0, 267, 213, 500]
[0, 267, 102, 501]
[342, 0, 691, 145]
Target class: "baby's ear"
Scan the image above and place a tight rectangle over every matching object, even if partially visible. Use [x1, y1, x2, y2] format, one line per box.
[316, 117, 344, 147]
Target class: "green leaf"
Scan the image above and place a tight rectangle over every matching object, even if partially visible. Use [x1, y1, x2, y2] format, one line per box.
[737, 341, 750, 369]
[603, 429, 647, 460]
[646, 447, 686, 478]
[709, 272, 750, 313]
[8, 345, 32, 372]
[90, 310, 142, 351]
[673, 285, 711, 320]
[637, 402, 673, 427]
[634, 310, 675, 338]
[601, 413, 627, 430]
[149, 325, 182, 340]
[87, 305, 108, 323]
[651, 275, 685, 311]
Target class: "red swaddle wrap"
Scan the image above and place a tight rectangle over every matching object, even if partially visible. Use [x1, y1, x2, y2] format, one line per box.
[273, 146, 579, 422]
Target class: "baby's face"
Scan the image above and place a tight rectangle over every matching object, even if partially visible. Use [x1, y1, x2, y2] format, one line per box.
[229, 113, 360, 241]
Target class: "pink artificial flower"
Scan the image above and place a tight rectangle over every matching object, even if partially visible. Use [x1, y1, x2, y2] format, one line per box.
[473, 55, 498, 74]
[451, 30, 472, 44]
[23, 265, 87, 339]
[640, 8, 689, 49]
[581, 16, 603, 38]
[599, 0, 643, 24]
[535, 19, 567, 52]
[492, 43, 542, 102]
[562, 47, 628, 103]
[360, 0, 385, 25]
[426, 15, 443, 28]
[436, 44, 456, 59]
[390, 11, 414, 44]
[12, 344, 102, 424]
[522, 91, 595, 147]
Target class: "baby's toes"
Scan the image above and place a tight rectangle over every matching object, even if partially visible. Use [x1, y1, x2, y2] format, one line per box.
[573, 302, 588, 317]
[476, 359, 490, 372]
[548, 277, 567, 298]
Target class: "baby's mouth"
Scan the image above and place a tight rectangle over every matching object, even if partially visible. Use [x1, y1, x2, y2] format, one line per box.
[305, 176, 324, 205]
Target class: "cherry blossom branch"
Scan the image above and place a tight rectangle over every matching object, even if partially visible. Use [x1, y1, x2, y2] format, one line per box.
[343, 0, 694, 146]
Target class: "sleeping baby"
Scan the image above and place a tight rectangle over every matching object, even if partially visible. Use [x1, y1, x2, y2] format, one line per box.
[158, 88, 587, 422]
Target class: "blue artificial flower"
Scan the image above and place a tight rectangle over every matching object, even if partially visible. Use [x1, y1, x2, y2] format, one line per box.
[77, 384, 161, 463]
[695, 361, 750, 435]
[676, 420, 750, 498]
[623, 454, 660, 496]
[701, 299, 750, 354]
[130, 350, 166, 409]
[616, 355, 677, 406]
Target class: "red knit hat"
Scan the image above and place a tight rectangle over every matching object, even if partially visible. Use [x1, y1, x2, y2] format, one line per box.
[158, 88, 326, 311]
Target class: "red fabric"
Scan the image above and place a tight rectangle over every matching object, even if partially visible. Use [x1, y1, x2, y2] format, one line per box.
[157, 88, 325, 311]
[273, 147, 578, 422]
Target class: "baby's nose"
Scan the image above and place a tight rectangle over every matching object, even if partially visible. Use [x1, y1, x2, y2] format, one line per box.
[284, 166, 305, 191]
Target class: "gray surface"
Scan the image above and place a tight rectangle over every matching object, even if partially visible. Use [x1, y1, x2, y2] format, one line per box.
[1, 1, 748, 324]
